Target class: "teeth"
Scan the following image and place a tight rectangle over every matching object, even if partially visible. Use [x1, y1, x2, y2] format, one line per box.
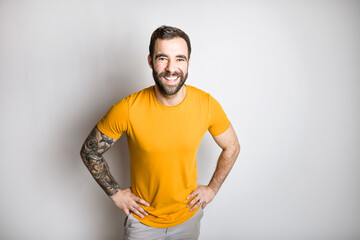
[165, 76, 178, 81]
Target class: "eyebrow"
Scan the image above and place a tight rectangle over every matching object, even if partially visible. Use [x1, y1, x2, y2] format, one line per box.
[155, 53, 168, 59]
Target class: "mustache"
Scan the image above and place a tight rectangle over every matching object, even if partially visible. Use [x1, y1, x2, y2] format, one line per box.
[157, 71, 182, 78]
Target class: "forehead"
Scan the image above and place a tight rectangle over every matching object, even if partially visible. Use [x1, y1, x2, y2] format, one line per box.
[154, 37, 188, 56]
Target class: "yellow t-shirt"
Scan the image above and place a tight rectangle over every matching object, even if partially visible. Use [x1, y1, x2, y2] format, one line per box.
[97, 85, 230, 228]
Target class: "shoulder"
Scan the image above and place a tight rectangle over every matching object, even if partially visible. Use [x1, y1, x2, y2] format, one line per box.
[187, 85, 211, 100]
[187, 85, 226, 112]
[187, 85, 225, 107]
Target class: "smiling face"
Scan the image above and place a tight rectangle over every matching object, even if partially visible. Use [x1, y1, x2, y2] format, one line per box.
[148, 37, 190, 96]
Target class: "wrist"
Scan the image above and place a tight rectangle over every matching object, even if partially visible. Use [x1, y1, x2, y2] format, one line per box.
[207, 184, 217, 195]
[108, 188, 122, 200]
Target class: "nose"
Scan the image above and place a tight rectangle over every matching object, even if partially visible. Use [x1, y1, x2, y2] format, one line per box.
[165, 59, 177, 73]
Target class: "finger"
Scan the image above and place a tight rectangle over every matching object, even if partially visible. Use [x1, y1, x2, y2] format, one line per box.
[134, 204, 149, 216]
[188, 197, 201, 208]
[187, 189, 200, 200]
[135, 197, 150, 207]
[124, 208, 130, 216]
[190, 201, 201, 212]
[130, 206, 145, 219]
[186, 193, 194, 200]
[187, 195, 201, 208]
[202, 203, 207, 209]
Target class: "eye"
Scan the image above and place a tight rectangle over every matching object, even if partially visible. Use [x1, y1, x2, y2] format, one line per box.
[158, 57, 167, 61]
[177, 58, 186, 62]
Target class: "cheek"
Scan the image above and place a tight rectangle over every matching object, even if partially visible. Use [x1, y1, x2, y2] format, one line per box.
[180, 65, 188, 74]
[154, 67, 164, 74]
[154, 63, 166, 72]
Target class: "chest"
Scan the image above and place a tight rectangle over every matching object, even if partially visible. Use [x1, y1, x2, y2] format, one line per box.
[128, 105, 209, 154]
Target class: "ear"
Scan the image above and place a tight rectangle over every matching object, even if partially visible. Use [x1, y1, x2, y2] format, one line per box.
[147, 54, 153, 69]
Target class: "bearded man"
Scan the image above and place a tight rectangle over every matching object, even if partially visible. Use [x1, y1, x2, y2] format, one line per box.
[80, 25, 240, 240]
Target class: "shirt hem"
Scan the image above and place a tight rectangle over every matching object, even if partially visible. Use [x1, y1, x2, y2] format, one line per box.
[133, 207, 200, 228]
[211, 121, 231, 137]
[96, 122, 120, 139]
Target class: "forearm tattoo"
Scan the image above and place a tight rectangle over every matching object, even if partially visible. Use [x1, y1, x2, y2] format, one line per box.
[80, 127, 120, 196]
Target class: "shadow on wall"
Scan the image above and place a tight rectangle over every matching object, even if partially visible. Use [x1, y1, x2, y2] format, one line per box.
[77, 87, 134, 237]
[65, 42, 141, 238]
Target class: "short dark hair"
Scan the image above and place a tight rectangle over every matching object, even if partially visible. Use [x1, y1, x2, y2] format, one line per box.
[149, 25, 191, 59]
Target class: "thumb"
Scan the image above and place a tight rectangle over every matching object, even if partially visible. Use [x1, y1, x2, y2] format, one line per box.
[124, 208, 130, 216]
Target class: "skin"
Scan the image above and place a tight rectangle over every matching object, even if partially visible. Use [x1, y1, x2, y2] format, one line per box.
[148, 37, 190, 106]
[80, 37, 240, 218]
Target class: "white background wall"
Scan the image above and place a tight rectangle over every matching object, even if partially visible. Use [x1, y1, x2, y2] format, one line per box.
[1, 1, 359, 239]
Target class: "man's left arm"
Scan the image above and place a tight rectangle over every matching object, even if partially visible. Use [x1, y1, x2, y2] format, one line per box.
[187, 124, 240, 211]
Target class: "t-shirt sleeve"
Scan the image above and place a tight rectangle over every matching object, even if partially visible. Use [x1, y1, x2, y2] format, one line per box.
[208, 95, 231, 136]
[97, 98, 129, 139]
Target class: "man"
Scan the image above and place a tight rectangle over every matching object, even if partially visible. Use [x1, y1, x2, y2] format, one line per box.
[80, 25, 240, 240]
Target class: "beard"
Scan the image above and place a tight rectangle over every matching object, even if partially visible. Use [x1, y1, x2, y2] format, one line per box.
[152, 69, 188, 96]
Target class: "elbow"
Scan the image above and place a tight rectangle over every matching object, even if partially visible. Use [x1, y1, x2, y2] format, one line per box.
[236, 142, 240, 155]
[234, 142, 240, 159]
[80, 144, 87, 161]
[80, 150, 84, 162]
[229, 139, 240, 160]
[225, 142, 240, 160]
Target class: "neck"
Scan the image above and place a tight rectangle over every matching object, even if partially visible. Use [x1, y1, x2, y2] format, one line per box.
[153, 85, 186, 106]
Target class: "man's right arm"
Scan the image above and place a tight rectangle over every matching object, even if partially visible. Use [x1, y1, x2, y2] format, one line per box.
[80, 126, 150, 218]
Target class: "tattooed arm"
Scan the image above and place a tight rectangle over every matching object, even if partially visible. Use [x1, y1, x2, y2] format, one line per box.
[80, 126, 150, 218]
[80, 126, 119, 195]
